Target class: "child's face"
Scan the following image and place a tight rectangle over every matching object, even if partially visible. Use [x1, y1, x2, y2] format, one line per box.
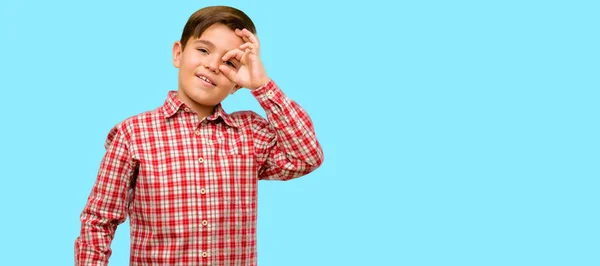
[172, 23, 244, 109]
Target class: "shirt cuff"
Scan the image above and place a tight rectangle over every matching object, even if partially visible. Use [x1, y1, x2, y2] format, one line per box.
[251, 79, 285, 107]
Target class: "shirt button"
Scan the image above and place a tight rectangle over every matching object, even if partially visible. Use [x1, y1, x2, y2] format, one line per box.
[198, 157, 204, 163]
[195, 130, 201, 136]
[184, 107, 191, 112]
[202, 220, 208, 226]
[266, 91, 275, 98]
[200, 188, 206, 194]
[202, 252, 208, 258]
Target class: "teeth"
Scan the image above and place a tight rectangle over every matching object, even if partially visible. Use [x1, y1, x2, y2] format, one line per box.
[199, 76, 213, 85]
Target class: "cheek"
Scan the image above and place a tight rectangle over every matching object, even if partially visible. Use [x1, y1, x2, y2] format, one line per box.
[218, 75, 235, 87]
[181, 52, 201, 67]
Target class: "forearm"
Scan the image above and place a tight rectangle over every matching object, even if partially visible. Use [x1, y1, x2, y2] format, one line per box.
[75, 211, 117, 266]
[252, 80, 324, 179]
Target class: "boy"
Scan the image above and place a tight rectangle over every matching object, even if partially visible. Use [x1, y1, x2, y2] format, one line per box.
[74, 5, 323, 265]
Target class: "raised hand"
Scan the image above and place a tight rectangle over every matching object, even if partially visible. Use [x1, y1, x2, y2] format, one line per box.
[219, 28, 270, 92]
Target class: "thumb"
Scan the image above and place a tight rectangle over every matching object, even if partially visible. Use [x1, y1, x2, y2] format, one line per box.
[219, 65, 237, 83]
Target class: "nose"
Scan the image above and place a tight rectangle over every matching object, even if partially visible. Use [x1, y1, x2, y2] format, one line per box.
[205, 55, 220, 74]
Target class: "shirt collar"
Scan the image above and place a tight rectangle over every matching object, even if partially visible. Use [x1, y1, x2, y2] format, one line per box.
[161, 91, 239, 128]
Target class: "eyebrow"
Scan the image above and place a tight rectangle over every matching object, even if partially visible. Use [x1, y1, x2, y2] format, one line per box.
[193, 39, 215, 49]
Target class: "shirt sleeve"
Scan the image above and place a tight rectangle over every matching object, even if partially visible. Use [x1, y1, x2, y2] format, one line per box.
[74, 125, 137, 265]
[251, 79, 324, 180]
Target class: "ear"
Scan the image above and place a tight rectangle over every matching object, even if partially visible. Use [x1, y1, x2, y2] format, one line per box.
[172, 41, 183, 68]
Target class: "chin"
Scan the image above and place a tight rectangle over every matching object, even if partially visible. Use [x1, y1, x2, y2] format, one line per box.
[182, 81, 228, 105]
[189, 95, 219, 107]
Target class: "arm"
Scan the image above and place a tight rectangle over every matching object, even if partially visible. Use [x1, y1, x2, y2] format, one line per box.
[218, 28, 323, 179]
[252, 80, 324, 180]
[74, 126, 136, 265]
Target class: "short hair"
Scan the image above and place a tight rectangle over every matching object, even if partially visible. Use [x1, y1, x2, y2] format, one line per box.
[180, 6, 256, 50]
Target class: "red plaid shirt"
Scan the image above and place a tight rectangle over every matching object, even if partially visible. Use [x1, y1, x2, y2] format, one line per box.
[75, 80, 323, 265]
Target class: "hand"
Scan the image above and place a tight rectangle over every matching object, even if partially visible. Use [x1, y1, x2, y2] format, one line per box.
[219, 29, 270, 92]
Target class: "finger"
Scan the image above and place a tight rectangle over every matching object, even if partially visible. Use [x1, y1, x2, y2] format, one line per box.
[242, 29, 260, 49]
[222, 48, 244, 62]
[240, 48, 251, 63]
[235, 29, 252, 44]
[219, 64, 237, 82]
[239, 42, 257, 53]
[236, 28, 259, 49]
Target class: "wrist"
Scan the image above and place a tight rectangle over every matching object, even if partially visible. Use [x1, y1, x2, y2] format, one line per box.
[252, 77, 271, 90]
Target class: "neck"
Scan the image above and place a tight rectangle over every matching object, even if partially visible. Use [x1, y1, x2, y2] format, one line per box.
[193, 105, 216, 121]
[176, 90, 216, 120]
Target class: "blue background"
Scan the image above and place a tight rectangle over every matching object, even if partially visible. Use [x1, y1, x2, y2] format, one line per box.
[0, 0, 598, 265]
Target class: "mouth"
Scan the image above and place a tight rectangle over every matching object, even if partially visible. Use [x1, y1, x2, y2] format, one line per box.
[196, 74, 216, 86]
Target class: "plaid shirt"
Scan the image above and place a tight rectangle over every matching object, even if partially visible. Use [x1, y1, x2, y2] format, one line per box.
[75, 80, 323, 265]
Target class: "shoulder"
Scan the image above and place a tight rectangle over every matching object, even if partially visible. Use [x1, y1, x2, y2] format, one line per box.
[104, 107, 163, 147]
[228, 110, 269, 129]
[229, 110, 261, 120]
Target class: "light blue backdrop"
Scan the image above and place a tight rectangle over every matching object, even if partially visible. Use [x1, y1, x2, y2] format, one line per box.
[0, 0, 598, 265]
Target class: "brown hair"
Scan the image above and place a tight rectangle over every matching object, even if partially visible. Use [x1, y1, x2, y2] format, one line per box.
[180, 6, 256, 50]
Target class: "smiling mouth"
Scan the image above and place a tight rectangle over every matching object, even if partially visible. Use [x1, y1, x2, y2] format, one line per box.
[197, 75, 216, 86]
